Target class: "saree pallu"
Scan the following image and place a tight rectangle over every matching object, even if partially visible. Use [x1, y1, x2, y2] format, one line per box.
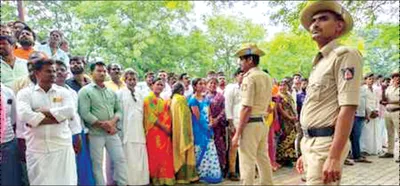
[171, 94, 198, 183]
[144, 92, 175, 185]
[188, 95, 222, 184]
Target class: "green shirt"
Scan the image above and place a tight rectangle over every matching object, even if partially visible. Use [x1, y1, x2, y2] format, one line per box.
[1, 58, 28, 88]
[78, 83, 122, 136]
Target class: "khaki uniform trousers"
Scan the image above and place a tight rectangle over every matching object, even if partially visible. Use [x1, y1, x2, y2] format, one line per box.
[385, 111, 399, 154]
[238, 122, 273, 185]
[301, 136, 350, 185]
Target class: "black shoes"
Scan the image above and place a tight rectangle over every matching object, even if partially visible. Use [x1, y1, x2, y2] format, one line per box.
[379, 153, 394, 158]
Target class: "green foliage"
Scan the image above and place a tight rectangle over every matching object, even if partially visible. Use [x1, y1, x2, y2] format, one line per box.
[259, 31, 315, 79]
[206, 15, 266, 78]
[2, 1, 398, 81]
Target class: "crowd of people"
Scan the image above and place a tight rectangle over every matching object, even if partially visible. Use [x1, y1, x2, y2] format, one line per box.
[0, 1, 399, 186]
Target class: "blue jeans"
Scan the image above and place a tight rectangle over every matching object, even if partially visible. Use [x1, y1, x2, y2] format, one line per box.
[0, 138, 23, 186]
[350, 116, 365, 159]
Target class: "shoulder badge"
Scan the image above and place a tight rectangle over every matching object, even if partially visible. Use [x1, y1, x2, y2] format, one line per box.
[341, 67, 355, 80]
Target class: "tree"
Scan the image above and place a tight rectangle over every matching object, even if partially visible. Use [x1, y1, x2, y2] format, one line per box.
[206, 15, 266, 78]
[268, 1, 399, 32]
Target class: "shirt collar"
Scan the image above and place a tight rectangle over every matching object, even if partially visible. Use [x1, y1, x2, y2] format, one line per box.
[34, 84, 57, 92]
[244, 67, 259, 77]
[319, 39, 338, 58]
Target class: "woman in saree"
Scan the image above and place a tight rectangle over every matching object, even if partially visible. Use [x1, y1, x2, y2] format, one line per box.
[143, 78, 175, 185]
[205, 77, 227, 174]
[276, 80, 298, 167]
[170, 83, 199, 183]
[188, 78, 222, 184]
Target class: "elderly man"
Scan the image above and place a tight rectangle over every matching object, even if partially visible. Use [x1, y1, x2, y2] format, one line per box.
[105, 63, 125, 92]
[17, 58, 78, 185]
[295, 1, 363, 185]
[0, 35, 28, 88]
[38, 30, 70, 69]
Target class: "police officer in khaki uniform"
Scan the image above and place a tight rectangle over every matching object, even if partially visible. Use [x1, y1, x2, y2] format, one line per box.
[295, 1, 363, 185]
[379, 71, 399, 162]
[231, 43, 273, 185]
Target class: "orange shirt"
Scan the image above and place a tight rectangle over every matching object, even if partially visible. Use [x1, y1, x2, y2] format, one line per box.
[14, 48, 35, 60]
[272, 84, 279, 96]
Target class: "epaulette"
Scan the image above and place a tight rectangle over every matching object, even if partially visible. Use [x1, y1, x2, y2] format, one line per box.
[333, 46, 363, 57]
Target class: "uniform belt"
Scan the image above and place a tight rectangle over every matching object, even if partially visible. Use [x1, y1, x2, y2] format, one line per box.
[303, 126, 334, 138]
[248, 117, 264, 123]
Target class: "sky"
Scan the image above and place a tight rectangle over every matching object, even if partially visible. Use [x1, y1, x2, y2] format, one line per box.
[187, 1, 399, 41]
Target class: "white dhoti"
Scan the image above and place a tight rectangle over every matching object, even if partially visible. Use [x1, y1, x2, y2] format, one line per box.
[123, 142, 149, 185]
[360, 118, 383, 155]
[26, 147, 77, 185]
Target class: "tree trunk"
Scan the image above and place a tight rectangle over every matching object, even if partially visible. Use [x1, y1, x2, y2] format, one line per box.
[17, 0, 24, 22]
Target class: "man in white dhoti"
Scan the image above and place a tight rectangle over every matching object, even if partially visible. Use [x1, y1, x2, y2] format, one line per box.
[360, 73, 382, 155]
[16, 58, 78, 185]
[117, 69, 150, 185]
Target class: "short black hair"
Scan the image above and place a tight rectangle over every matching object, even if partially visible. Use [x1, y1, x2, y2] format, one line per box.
[233, 68, 243, 77]
[13, 21, 28, 27]
[34, 58, 55, 72]
[90, 61, 106, 72]
[150, 77, 164, 85]
[240, 54, 260, 65]
[364, 73, 375, 79]
[19, 26, 36, 41]
[377, 74, 383, 78]
[70, 56, 85, 64]
[179, 73, 188, 80]
[55, 60, 67, 69]
[292, 73, 302, 78]
[50, 30, 63, 38]
[0, 35, 15, 45]
[301, 78, 308, 82]
[145, 71, 154, 78]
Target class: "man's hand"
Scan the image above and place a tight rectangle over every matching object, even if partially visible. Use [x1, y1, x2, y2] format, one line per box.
[73, 135, 82, 154]
[296, 156, 304, 174]
[232, 132, 240, 148]
[322, 158, 342, 184]
[228, 119, 236, 134]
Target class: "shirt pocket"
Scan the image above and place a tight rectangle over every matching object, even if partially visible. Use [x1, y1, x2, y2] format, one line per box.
[307, 81, 325, 102]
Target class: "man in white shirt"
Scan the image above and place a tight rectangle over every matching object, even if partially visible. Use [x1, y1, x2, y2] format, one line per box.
[0, 83, 23, 186]
[37, 30, 69, 70]
[16, 58, 78, 185]
[136, 71, 154, 97]
[291, 73, 302, 115]
[217, 72, 226, 94]
[117, 69, 149, 185]
[360, 73, 382, 155]
[224, 68, 244, 181]
[179, 73, 193, 98]
[0, 35, 29, 88]
[158, 70, 172, 100]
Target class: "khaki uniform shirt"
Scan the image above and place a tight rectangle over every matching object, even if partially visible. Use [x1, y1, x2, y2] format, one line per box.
[241, 67, 272, 117]
[385, 85, 399, 110]
[300, 40, 363, 129]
